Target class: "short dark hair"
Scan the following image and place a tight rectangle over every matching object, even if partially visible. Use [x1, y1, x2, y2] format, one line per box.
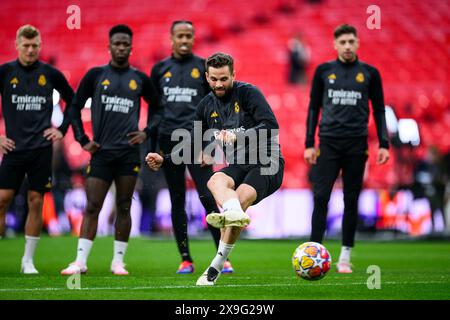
[205, 52, 234, 74]
[16, 24, 40, 40]
[334, 24, 357, 39]
[171, 20, 194, 34]
[109, 24, 133, 39]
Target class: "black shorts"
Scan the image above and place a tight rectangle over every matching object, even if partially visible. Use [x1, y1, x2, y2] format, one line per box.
[87, 148, 141, 183]
[0, 146, 53, 194]
[218, 158, 285, 204]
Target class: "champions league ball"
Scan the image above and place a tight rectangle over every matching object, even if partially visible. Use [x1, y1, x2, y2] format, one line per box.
[292, 242, 331, 281]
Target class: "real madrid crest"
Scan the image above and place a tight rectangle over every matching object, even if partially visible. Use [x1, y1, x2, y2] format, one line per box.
[191, 68, 200, 79]
[328, 73, 336, 84]
[356, 72, 364, 83]
[10, 77, 19, 89]
[129, 79, 137, 90]
[101, 79, 110, 89]
[38, 74, 46, 86]
[163, 71, 172, 83]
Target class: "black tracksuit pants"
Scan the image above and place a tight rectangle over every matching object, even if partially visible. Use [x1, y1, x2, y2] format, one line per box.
[309, 137, 368, 247]
[159, 135, 220, 262]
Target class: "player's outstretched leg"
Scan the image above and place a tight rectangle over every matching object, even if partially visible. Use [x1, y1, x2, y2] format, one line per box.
[197, 176, 255, 286]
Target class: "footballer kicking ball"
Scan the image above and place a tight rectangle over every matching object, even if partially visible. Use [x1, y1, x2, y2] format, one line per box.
[292, 242, 331, 280]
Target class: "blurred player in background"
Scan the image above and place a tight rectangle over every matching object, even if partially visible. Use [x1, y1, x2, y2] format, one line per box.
[61, 24, 158, 275]
[0, 25, 74, 274]
[146, 52, 284, 285]
[150, 21, 226, 274]
[304, 24, 390, 273]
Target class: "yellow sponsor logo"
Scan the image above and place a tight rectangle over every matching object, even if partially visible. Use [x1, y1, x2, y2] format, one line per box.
[86, 165, 91, 174]
[211, 111, 219, 118]
[45, 182, 52, 189]
[356, 72, 365, 83]
[38, 75, 46, 86]
[163, 71, 172, 78]
[101, 79, 110, 86]
[10, 77, 19, 85]
[129, 79, 137, 90]
[234, 102, 240, 113]
[191, 68, 200, 79]
[328, 73, 336, 80]
[133, 165, 140, 173]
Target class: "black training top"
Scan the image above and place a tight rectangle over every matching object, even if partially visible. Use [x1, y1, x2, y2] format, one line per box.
[305, 58, 389, 149]
[0, 59, 74, 151]
[193, 81, 283, 170]
[70, 63, 158, 150]
[150, 54, 209, 136]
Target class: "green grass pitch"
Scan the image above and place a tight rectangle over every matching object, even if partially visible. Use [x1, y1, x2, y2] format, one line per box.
[0, 236, 449, 300]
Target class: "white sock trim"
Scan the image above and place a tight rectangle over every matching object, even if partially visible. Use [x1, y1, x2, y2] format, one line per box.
[23, 235, 40, 262]
[222, 198, 244, 213]
[75, 238, 93, 265]
[211, 241, 235, 271]
[113, 240, 128, 264]
[339, 246, 352, 263]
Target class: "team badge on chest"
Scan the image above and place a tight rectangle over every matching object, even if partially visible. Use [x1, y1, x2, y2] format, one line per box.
[191, 68, 200, 79]
[38, 75, 46, 86]
[356, 72, 365, 83]
[129, 79, 137, 90]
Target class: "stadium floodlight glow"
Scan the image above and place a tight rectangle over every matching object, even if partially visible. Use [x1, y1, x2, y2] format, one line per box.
[398, 118, 420, 146]
[52, 89, 60, 106]
[385, 105, 398, 134]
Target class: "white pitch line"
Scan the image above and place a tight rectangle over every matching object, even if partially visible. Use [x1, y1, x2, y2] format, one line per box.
[0, 281, 446, 292]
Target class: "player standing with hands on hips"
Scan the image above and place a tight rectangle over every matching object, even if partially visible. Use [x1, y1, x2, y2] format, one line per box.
[61, 25, 159, 276]
[304, 24, 389, 273]
[0, 25, 74, 273]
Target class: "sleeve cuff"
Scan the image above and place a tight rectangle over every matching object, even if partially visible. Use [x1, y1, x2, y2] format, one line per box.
[143, 127, 152, 139]
[78, 135, 90, 147]
[305, 140, 315, 148]
[57, 124, 69, 137]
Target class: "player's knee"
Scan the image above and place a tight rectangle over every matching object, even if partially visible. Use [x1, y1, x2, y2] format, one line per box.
[314, 192, 330, 205]
[86, 200, 103, 216]
[207, 175, 220, 193]
[0, 197, 11, 213]
[28, 193, 43, 212]
[237, 187, 257, 210]
[207, 173, 231, 193]
[343, 193, 359, 205]
[116, 198, 132, 216]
